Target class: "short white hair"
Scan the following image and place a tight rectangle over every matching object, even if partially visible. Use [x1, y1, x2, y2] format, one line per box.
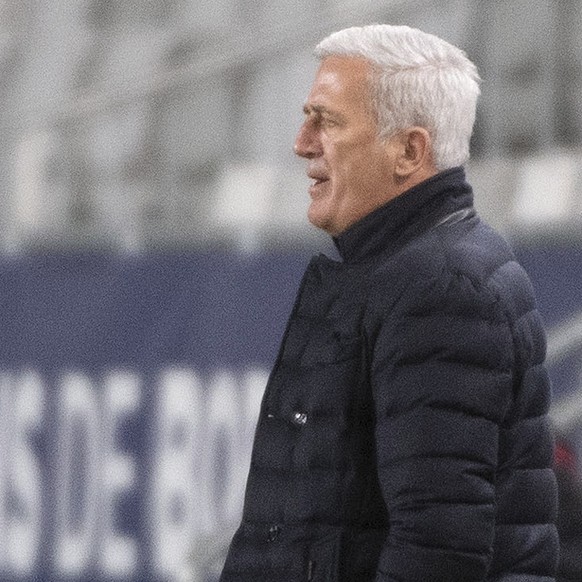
[315, 24, 481, 170]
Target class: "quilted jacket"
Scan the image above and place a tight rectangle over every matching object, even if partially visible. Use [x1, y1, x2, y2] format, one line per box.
[220, 167, 559, 582]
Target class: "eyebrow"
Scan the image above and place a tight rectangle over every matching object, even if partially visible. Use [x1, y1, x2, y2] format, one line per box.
[303, 104, 328, 115]
[302, 104, 345, 123]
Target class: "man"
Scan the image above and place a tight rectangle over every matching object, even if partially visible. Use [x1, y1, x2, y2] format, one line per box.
[220, 24, 558, 581]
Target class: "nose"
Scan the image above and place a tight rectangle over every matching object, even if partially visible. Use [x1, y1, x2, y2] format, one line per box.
[294, 120, 321, 159]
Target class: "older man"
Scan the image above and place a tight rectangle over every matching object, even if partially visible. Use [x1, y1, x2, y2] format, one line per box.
[220, 24, 558, 582]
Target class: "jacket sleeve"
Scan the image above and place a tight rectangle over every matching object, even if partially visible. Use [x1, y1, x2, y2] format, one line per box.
[369, 270, 514, 582]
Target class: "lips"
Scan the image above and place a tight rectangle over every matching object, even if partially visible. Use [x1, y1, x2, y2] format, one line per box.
[306, 165, 330, 197]
[308, 178, 329, 199]
[308, 169, 329, 187]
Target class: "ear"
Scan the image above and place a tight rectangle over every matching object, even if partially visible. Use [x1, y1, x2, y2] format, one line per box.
[393, 127, 434, 179]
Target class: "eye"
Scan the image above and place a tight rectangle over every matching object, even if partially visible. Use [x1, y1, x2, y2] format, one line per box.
[321, 116, 339, 128]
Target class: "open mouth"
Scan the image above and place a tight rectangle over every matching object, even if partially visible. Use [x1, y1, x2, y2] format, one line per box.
[307, 170, 330, 195]
[308, 179, 330, 200]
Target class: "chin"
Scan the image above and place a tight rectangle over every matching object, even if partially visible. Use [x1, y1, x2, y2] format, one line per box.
[308, 196, 349, 235]
[308, 217, 337, 236]
[307, 203, 328, 231]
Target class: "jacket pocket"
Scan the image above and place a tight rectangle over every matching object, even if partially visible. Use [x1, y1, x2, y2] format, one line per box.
[306, 530, 342, 581]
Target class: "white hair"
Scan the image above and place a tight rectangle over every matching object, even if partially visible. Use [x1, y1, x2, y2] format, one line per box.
[314, 24, 481, 170]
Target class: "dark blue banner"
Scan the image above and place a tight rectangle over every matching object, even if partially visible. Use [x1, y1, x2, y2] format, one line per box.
[0, 246, 580, 581]
[0, 251, 309, 582]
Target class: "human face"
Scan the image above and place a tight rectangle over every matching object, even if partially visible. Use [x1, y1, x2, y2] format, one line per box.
[294, 56, 399, 236]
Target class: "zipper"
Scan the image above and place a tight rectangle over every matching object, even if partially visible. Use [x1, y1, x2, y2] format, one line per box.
[260, 257, 317, 413]
[307, 560, 315, 581]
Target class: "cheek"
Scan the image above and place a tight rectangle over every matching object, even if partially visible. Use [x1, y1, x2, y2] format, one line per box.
[326, 144, 359, 179]
[358, 145, 392, 180]
[325, 137, 386, 188]
[338, 152, 377, 183]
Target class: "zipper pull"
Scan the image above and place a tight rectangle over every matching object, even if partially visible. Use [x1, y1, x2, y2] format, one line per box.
[307, 560, 315, 581]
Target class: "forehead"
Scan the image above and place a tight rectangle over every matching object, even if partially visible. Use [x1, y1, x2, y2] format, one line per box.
[305, 56, 373, 112]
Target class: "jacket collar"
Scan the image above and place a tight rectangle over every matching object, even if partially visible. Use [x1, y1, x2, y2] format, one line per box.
[332, 166, 473, 264]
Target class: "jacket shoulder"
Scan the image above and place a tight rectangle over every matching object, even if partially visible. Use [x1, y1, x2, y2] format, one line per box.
[368, 215, 536, 324]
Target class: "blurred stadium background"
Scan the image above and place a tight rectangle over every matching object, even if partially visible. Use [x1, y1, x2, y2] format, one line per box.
[1, 0, 582, 581]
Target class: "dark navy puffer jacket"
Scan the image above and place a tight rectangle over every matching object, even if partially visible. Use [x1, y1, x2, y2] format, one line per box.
[220, 167, 559, 582]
